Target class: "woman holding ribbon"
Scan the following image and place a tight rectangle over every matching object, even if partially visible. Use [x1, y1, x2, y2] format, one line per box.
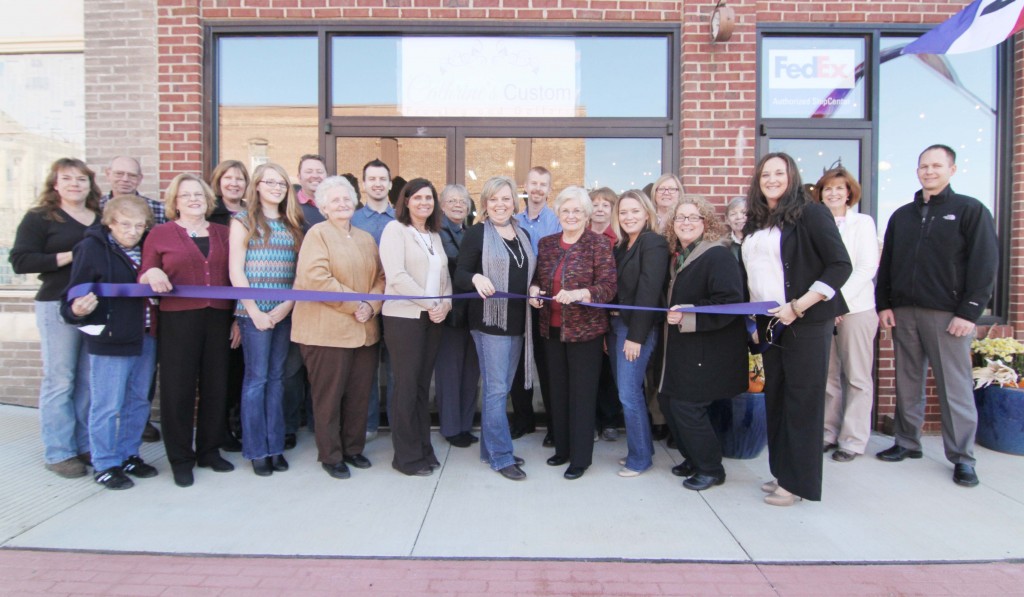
[742, 153, 851, 506]
[140, 173, 234, 487]
[380, 178, 451, 477]
[608, 189, 667, 477]
[658, 196, 747, 491]
[229, 163, 304, 477]
[292, 176, 383, 480]
[10, 158, 100, 478]
[455, 176, 534, 481]
[529, 186, 617, 480]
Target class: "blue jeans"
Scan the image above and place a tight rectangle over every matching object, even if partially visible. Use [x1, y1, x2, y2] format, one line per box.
[239, 316, 292, 460]
[88, 335, 157, 472]
[35, 300, 91, 464]
[608, 316, 657, 472]
[472, 331, 522, 471]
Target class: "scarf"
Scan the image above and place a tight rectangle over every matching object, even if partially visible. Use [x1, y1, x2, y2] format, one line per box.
[482, 219, 536, 389]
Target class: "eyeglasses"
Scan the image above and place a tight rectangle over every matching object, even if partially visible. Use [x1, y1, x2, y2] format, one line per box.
[111, 220, 146, 233]
[657, 187, 680, 195]
[673, 215, 704, 223]
[261, 180, 289, 189]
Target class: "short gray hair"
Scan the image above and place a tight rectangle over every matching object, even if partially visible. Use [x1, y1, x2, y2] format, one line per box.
[440, 183, 473, 211]
[553, 186, 592, 219]
[726, 196, 746, 215]
[314, 176, 357, 211]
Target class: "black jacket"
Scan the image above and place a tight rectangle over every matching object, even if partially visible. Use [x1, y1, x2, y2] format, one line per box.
[613, 231, 668, 343]
[876, 185, 998, 322]
[60, 227, 151, 356]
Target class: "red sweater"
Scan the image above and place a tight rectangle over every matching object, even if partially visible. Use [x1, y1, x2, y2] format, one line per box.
[533, 229, 617, 343]
[140, 221, 233, 312]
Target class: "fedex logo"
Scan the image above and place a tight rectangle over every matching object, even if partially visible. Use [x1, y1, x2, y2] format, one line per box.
[767, 49, 856, 90]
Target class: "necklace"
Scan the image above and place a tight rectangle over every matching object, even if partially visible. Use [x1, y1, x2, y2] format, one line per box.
[415, 228, 435, 255]
[502, 236, 525, 269]
[179, 220, 206, 238]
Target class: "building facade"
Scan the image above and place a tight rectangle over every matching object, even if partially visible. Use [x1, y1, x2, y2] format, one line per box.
[2, 0, 1021, 433]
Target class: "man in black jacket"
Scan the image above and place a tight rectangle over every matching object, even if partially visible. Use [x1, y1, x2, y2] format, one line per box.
[875, 144, 998, 487]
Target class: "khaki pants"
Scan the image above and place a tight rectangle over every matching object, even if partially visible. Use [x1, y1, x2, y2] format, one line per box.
[823, 308, 879, 454]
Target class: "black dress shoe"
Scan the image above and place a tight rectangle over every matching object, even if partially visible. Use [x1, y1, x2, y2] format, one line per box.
[953, 463, 979, 487]
[651, 424, 669, 441]
[343, 454, 372, 469]
[564, 466, 586, 480]
[509, 425, 535, 440]
[666, 433, 677, 449]
[514, 456, 525, 466]
[542, 431, 555, 447]
[271, 454, 289, 472]
[876, 445, 923, 462]
[832, 449, 857, 463]
[284, 434, 297, 450]
[546, 455, 568, 466]
[197, 454, 235, 472]
[446, 434, 472, 448]
[671, 460, 695, 477]
[252, 458, 272, 477]
[683, 473, 726, 491]
[461, 432, 480, 444]
[322, 462, 351, 479]
[498, 464, 526, 481]
[142, 422, 161, 443]
[221, 435, 242, 453]
[823, 442, 839, 453]
[172, 466, 194, 487]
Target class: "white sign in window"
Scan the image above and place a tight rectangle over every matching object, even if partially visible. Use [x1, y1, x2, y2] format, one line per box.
[767, 49, 857, 89]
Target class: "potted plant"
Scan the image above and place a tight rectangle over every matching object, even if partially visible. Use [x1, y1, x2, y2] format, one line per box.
[708, 352, 768, 459]
[972, 336, 1024, 455]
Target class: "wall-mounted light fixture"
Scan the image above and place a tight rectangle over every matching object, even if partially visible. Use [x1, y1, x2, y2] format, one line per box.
[709, 0, 735, 43]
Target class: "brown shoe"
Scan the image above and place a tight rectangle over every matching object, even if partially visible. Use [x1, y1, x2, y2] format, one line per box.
[46, 457, 87, 478]
[77, 452, 92, 467]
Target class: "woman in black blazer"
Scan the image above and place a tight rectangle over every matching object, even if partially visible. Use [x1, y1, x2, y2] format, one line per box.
[742, 153, 852, 506]
[608, 190, 668, 476]
[658, 196, 748, 491]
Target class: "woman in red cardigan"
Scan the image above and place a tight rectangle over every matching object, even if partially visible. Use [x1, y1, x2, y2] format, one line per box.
[140, 173, 235, 488]
[529, 186, 617, 480]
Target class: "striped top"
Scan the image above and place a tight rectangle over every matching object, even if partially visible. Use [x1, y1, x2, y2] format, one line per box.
[233, 211, 298, 318]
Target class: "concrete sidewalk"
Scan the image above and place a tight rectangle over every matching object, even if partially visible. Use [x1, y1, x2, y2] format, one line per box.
[1, 402, 1023, 594]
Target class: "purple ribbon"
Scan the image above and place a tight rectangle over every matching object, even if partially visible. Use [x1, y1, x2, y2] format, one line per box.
[67, 283, 778, 316]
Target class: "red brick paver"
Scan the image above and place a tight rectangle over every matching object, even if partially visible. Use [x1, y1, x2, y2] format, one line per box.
[1, 549, 1022, 596]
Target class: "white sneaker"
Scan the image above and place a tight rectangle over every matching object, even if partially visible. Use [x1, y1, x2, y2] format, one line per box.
[617, 467, 642, 478]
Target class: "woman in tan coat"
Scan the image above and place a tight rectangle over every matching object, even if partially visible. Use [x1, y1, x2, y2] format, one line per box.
[292, 176, 384, 480]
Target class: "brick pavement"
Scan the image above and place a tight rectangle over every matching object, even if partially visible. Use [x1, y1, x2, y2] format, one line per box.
[1, 549, 1022, 596]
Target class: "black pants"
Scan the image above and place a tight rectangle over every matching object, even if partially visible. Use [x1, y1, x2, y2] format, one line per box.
[158, 308, 232, 471]
[383, 314, 442, 475]
[760, 316, 833, 501]
[544, 331, 603, 469]
[660, 392, 725, 478]
[510, 315, 551, 430]
[595, 347, 622, 430]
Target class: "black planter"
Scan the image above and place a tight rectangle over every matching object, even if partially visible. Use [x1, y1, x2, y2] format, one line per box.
[708, 392, 768, 459]
[975, 386, 1024, 456]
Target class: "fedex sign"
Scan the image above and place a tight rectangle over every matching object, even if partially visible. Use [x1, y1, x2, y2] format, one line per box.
[768, 49, 856, 90]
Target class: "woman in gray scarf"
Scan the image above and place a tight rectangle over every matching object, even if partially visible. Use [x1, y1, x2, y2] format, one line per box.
[454, 176, 535, 481]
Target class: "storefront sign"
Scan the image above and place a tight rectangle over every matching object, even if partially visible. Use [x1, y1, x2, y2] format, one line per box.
[767, 49, 857, 89]
[401, 37, 577, 117]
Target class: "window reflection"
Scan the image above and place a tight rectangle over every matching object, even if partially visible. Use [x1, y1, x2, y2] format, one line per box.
[335, 137, 448, 200]
[876, 37, 996, 236]
[768, 138, 860, 188]
[760, 36, 866, 119]
[217, 37, 318, 175]
[331, 36, 668, 118]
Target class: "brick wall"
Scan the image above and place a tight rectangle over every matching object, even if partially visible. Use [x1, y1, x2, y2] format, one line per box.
[84, 0, 161, 199]
[0, 296, 43, 408]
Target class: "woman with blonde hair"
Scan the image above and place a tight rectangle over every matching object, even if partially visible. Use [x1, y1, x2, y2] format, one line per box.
[229, 163, 304, 477]
[140, 173, 235, 487]
[650, 173, 683, 233]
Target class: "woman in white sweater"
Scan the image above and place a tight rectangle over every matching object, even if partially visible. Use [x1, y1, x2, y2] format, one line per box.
[815, 168, 879, 462]
[379, 178, 452, 476]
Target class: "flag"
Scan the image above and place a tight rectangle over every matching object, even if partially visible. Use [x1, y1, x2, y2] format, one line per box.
[902, 0, 1024, 55]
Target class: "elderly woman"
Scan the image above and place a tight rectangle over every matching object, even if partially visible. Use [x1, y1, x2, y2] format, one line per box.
[434, 183, 480, 448]
[650, 173, 683, 234]
[229, 163, 305, 477]
[455, 176, 534, 481]
[62, 195, 158, 489]
[10, 158, 100, 478]
[529, 186, 617, 480]
[589, 187, 619, 247]
[609, 190, 667, 477]
[814, 168, 879, 463]
[658, 197, 748, 491]
[292, 176, 384, 480]
[139, 173, 234, 487]
[380, 178, 452, 477]
[743, 153, 851, 506]
[725, 196, 747, 261]
[207, 160, 249, 452]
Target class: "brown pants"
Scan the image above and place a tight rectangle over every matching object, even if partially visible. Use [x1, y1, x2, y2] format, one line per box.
[301, 343, 378, 465]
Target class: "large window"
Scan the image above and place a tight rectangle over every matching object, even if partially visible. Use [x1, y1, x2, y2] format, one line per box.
[210, 26, 679, 199]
